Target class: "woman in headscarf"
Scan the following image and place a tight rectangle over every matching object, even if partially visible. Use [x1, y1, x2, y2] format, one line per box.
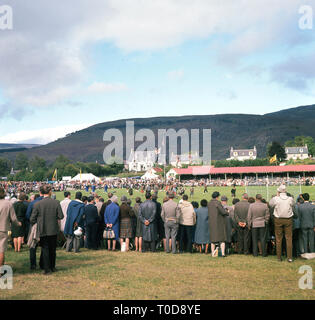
[119, 195, 133, 251]
[104, 195, 120, 251]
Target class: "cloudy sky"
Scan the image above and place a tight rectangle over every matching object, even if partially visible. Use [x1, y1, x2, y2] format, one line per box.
[0, 0, 314, 144]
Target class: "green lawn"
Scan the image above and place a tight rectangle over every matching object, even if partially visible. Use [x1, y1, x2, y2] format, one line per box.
[1, 186, 315, 300]
[52, 185, 315, 205]
[1, 247, 315, 300]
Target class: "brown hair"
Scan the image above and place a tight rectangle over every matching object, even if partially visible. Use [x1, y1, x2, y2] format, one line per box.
[0, 187, 5, 199]
[19, 192, 26, 201]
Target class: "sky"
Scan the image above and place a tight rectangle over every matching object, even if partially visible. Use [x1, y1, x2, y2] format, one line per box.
[0, 0, 314, 144]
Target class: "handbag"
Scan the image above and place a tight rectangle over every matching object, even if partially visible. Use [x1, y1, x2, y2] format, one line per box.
[103, 227, 115, 239]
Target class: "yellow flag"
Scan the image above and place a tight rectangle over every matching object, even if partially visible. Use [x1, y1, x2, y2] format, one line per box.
[269, 154, 277, 164]
[52, 169, 57, 181]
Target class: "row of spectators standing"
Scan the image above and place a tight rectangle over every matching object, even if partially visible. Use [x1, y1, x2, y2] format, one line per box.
[1, 183, 314, 276]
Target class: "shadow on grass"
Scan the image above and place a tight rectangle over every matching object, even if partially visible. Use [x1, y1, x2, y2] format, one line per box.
[7, 248, 119, 276]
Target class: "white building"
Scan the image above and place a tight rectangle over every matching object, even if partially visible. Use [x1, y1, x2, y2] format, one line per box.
[227, 146, 257, 161]
[127, 150, 156, 172]
[285, 145, 309, 160]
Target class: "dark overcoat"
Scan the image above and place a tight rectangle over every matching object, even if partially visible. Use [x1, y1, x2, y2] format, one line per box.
[30, 197, 64, 237]
[208, 199, 229, 243]
[138, 200, 157, 242]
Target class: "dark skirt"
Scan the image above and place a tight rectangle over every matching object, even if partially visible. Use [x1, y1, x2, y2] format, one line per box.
[120, 218, 133, 238]
[135, 217, 143, 238]
[11, 220, 25, 238]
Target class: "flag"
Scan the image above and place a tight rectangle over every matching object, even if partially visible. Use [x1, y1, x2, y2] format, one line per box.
[269, 154, 277, 164]
[52, 169, 57, 181]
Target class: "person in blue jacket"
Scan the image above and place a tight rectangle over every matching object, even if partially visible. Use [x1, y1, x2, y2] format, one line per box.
[64, 191, 85, 253]
[92, 184, 96, 193]
[104, 195, 120, 251]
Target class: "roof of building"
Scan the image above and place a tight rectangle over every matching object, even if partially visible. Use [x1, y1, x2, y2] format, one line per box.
[230, 147, 257, 157]
[168, 165, 315, 176]
[285, 146, 308, 154]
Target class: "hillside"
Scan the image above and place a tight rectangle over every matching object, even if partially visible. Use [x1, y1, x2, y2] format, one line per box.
[2, 104, 315, 163]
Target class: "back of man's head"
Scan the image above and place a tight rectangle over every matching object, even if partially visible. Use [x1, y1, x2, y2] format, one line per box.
[212, 191, 220, 199]
[41, 185, 51, 195]
[39, 185, 45, 195]
[87, 196, 94, 203]
[75, 191, 82, 200]
[64, 191, 71, 198]
[303, 193, 310, 201]
[242, 193, 249, 200]
[168, 193, 175, 199]
[182, 194, 188, 201]
[256, 194, 263, 201]
[145, 192, 151, 200]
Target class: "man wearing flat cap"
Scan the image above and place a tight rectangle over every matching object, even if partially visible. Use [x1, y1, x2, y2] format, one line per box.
[269, 185, 296, 262]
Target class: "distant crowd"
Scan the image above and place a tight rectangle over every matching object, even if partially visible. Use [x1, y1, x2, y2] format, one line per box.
[0, 182, 315, 276]
[1, 175, 315, 197]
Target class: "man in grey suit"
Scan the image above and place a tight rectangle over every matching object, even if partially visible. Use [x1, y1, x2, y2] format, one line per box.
[30, 185, 64, 274]
[247, 194, 270, 257]
[298, 193, 315, 253]
[0, 187, 21, 270]
[161, 193, 181, 254]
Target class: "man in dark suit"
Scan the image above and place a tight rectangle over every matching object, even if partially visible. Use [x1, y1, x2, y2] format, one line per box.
[234, 193, 251, 254]
[30, 185, 64, 275]
[83, 196, 99, 250]
[298, 193, 315, 253]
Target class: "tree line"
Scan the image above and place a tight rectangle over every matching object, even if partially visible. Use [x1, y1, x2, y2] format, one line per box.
[0, 154, 124, 181]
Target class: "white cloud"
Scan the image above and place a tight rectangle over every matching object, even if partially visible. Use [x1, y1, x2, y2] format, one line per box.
[0, 123, 93, 145]
[87, 82, 127, 93]
[0, 0, 309, 116]
[167, 69, 184, 80]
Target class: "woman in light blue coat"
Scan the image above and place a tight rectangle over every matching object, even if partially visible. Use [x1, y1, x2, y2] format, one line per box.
[194, 199, 210, 253]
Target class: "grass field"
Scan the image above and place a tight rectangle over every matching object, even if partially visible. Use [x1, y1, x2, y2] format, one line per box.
[1, 186, 315, 300]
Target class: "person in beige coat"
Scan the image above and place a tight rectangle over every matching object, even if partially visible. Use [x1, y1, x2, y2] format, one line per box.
[247, 194, 270, 257]
[0, 187, 21, 269]
[178, 194, 196, 253]
[161, 194, 181, 253]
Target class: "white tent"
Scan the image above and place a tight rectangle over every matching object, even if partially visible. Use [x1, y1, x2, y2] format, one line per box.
[141, 171, 159, 180]
[70, 173, 101, 182]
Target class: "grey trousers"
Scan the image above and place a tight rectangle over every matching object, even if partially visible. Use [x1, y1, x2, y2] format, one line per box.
[164, 221, 178, 253]
[66, 235, 81, 253]
[301, 228, 314, 253]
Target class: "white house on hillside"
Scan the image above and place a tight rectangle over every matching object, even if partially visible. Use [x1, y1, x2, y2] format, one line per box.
[227, 146, 257, 161]
[285, 145, 309, 160]
[127, 150, 156, 172]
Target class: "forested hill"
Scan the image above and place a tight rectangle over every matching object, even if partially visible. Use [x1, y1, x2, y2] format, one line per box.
[2, 104, 315, 163]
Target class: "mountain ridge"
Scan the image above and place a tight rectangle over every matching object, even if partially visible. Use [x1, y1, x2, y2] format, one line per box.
[2, 104, 315, 163]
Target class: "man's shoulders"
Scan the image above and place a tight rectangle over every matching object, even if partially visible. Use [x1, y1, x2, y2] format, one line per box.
[0, 199, 11, 208]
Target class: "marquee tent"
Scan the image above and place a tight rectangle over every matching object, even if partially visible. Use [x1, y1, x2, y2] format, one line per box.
[70, 173, 101, 182]
[141, 170, 159, 180]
